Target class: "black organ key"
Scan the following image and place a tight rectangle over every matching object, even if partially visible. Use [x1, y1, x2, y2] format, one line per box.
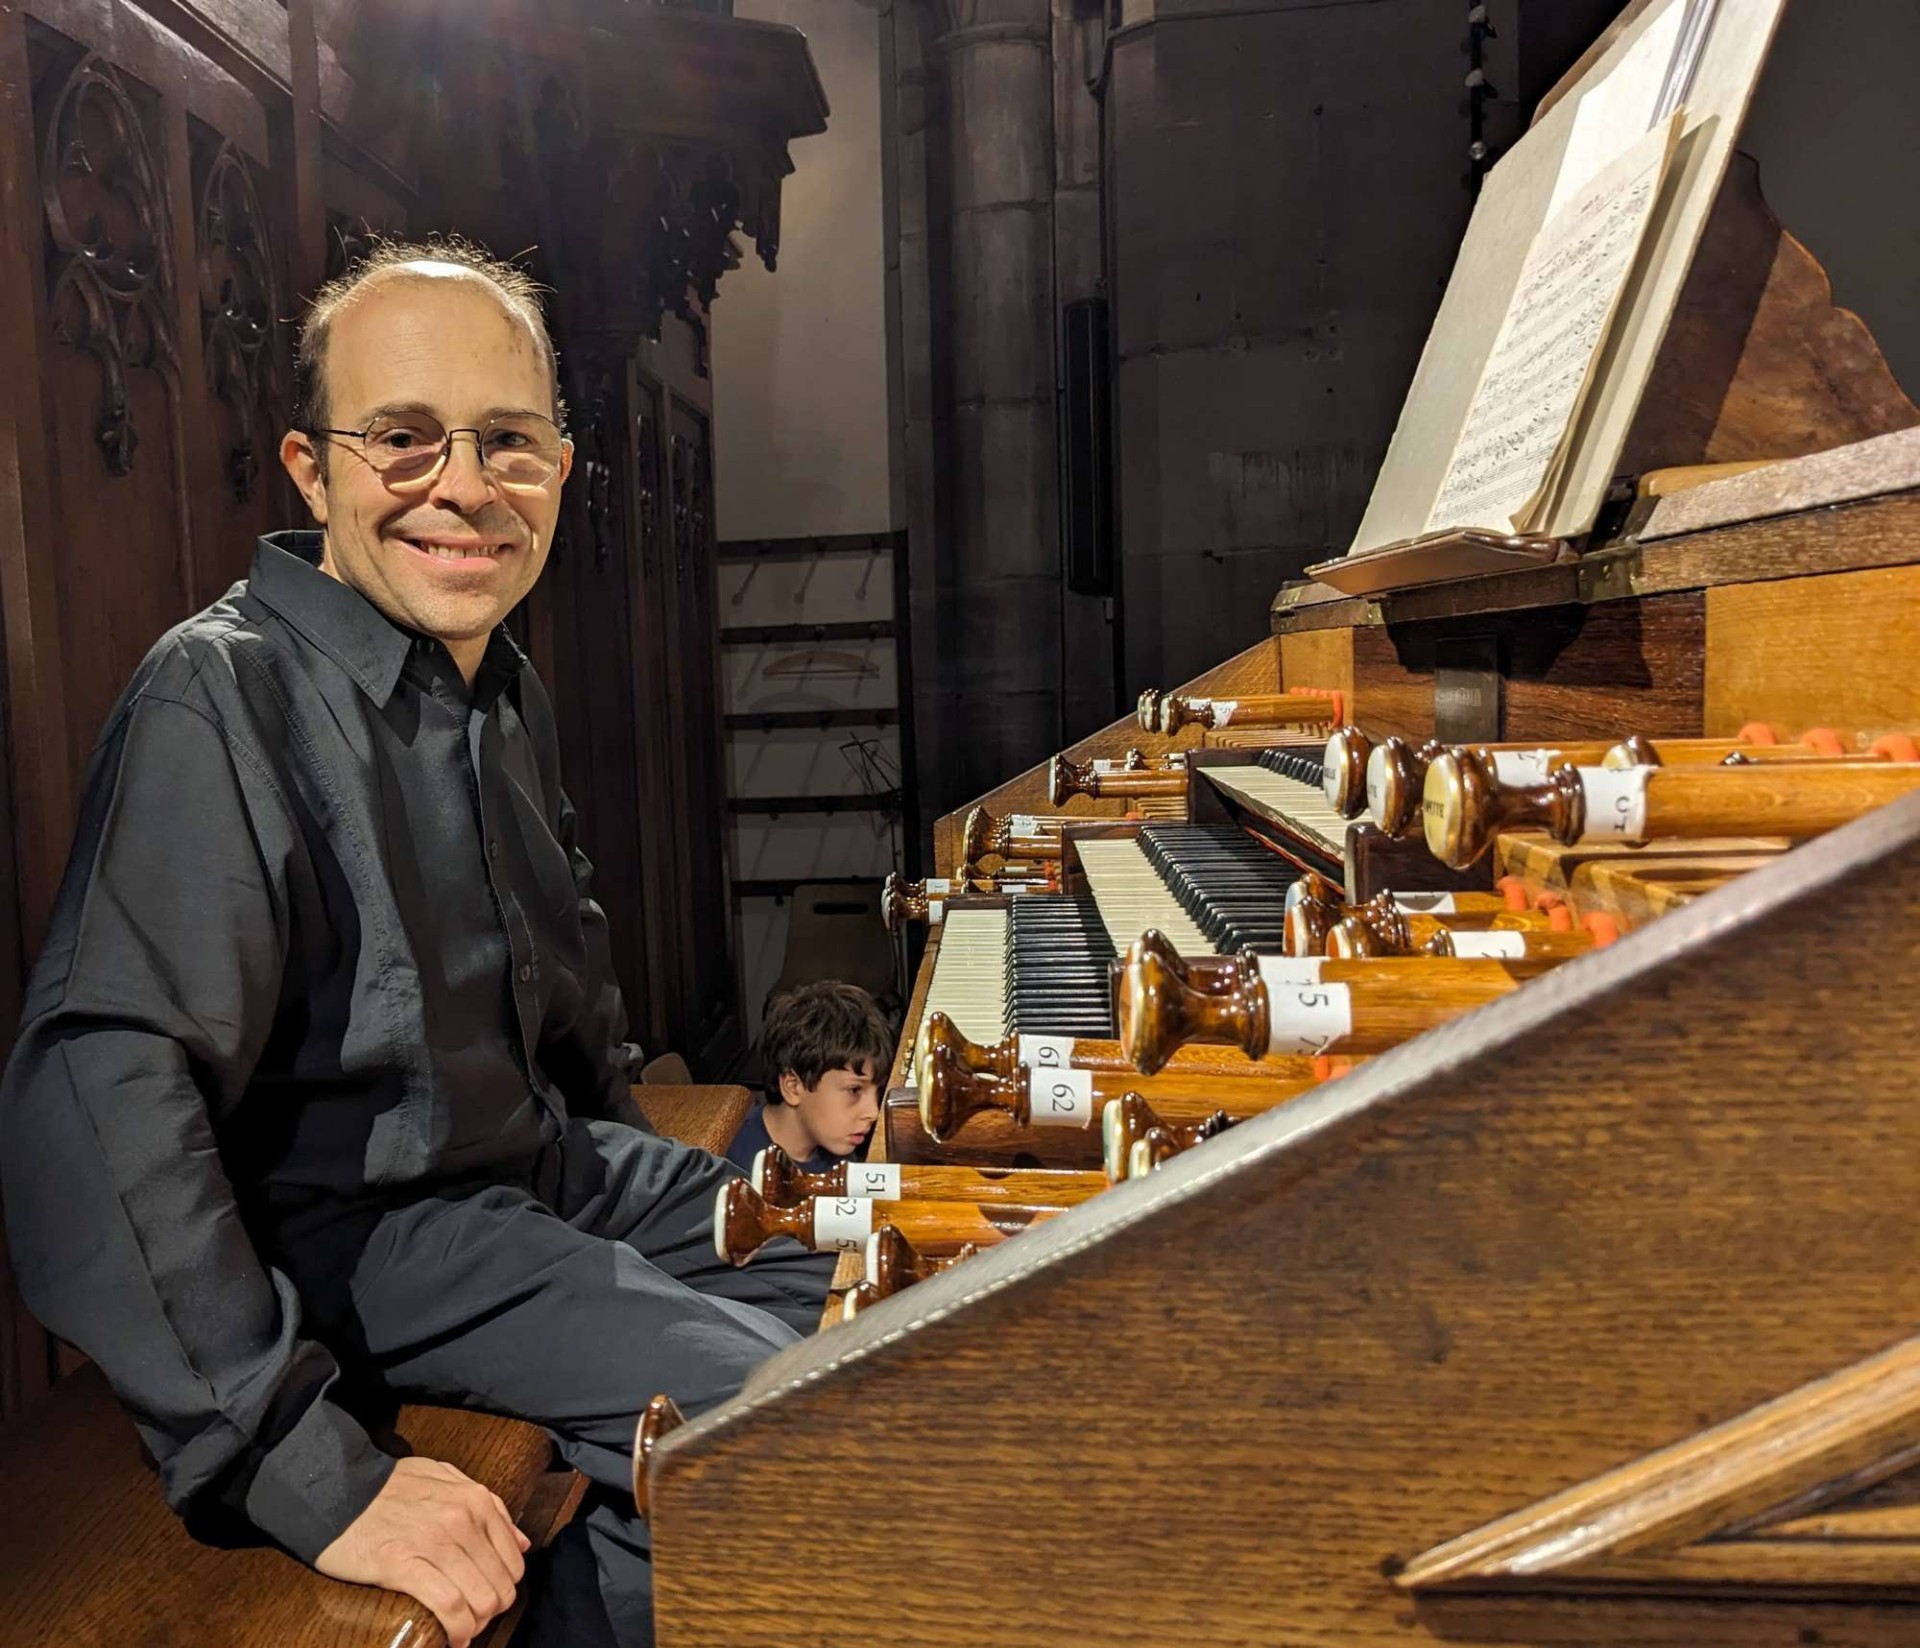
[1138, 823, 1301, 954]
[1004, 893, 1117, 1037]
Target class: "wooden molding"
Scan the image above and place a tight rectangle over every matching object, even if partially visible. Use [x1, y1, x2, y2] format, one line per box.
[1401, 1331, 1920, 1599]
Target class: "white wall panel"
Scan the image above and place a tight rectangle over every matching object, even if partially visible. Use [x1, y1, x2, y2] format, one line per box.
[730, 815, 900, 883]
[723, 639, 899, 716]
[727, 727, 903, 798]
[719, 549, 895, 628]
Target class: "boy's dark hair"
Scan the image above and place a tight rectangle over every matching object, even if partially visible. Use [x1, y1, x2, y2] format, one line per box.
[760, 981, 896, 1091]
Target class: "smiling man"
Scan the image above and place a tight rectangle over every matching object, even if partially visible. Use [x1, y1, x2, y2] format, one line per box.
[0, 242, 828, 1648]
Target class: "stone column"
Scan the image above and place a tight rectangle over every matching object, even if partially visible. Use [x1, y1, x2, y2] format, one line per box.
[929, 0, 1061, 806]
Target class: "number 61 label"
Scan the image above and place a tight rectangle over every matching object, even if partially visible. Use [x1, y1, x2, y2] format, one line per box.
[1018, 1033, 1076, 1072]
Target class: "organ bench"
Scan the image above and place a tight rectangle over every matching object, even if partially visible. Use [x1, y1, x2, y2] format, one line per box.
[0, 1083, 755, 1647]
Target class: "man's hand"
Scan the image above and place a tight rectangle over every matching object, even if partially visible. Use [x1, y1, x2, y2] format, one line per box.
[316, 1456, 531, 1647]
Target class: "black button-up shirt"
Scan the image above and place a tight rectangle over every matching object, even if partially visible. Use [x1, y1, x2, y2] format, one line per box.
[0, 532, 642, 1562]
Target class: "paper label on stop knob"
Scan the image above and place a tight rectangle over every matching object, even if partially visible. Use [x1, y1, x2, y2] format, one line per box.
[1576, 766, 1651, 843]
[1259, 979, 1353, 1056]
[1364, 745, 1390, 823]
[928, 901, 945, 926]
[1018, 1033, 1076, 1072]
[1255, 957, 1325, 989]
[812, 1196, 876, 1252]
[924, 878, 953, 895]
[843, 1163, 903, 1200]
[1391, 892, 1456, 914]
[1447, 930, 1528, 959]
[1009, 814, 1039, 836]
[1211, 699, 1238, 726]
[1029, 1066, 1096, 1128]
[1492, 749, 1555, 785]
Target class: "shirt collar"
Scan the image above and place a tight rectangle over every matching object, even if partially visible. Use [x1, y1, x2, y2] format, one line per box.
[249, 531, 527, 709]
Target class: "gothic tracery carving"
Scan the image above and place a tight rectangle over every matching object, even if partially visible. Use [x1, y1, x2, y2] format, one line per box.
[196, 140, 282, 502]
[40, 54, 179, 477]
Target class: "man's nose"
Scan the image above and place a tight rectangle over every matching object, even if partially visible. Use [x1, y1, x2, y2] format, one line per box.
[425, 432, 497, 514]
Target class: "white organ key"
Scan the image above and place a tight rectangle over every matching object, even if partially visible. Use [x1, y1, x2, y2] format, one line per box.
[1200, 767, 1348, 856]
[915, 906, 1009, 1054]
[1075, 837, 1217, 957]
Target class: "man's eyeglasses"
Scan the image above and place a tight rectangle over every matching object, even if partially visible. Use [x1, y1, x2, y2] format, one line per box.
[309, 412, 568, 491]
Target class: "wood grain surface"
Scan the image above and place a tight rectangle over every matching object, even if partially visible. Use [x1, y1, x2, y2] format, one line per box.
[1706, 564, 1920, 741]
[633, 1083, 756, 1157]
[1641, 427, 1920, 543]
[1616, 154, 1918, 477]
[1404, 1330, 1920, 1594]
[652, 791, 1920, 1646]
[0, 1366, 568, 1648]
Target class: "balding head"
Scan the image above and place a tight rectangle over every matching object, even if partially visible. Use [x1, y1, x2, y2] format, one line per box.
[294, 237, 565, 453]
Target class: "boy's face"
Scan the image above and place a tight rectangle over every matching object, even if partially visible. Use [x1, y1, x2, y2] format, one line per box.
[779, 1064, 883, 1159]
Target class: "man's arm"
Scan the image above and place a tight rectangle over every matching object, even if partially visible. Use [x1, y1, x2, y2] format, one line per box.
[0, 691, 393, 1556]
[1, 689, 525, 1644]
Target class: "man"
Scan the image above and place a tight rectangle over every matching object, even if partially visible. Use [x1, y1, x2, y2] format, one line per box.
[0, 240, 827, 1647]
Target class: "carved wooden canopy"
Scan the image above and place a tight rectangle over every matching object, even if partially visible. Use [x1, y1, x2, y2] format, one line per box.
[316, 0, 829, 355]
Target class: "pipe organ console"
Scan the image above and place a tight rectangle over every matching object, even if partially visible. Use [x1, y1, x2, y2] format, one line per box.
[645, 9, 1920, 1641]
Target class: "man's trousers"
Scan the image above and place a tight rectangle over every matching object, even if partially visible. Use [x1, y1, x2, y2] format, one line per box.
[330, 1118, 831, 1646]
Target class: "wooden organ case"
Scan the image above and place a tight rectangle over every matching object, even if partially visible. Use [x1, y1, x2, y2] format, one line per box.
[647, 3, 1920, 1643]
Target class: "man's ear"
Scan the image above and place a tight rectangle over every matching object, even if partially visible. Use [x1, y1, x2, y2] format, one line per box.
[281, 430, 329, 524]
[556, 436, 574, 487]
[776, 1071, 807, 1108]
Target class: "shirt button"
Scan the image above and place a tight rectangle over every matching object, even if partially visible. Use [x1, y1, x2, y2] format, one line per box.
[488, 841, 500, 860]
[518, 964, 532, 983]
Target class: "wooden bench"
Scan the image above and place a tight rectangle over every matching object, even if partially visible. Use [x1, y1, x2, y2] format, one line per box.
[0, 1084, 755, 1647]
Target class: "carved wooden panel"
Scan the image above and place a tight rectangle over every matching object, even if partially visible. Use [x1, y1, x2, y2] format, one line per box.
[192, 122, 292, 596]
[33, 40, 192, 780]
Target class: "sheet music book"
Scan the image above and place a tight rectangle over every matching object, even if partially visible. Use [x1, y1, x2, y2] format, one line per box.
[1335, 0, 1789, 582]
[1426, 112, 1682, 535]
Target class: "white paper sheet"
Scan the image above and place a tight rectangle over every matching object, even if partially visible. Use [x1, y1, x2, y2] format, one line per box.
[1425, 113, 1681, 535]
[1547, 0, 1685, 218]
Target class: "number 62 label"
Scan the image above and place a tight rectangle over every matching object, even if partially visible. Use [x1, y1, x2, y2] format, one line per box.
[1029, 1065, 1095, 1128]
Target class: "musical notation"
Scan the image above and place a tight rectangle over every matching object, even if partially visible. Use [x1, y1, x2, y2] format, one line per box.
[1427, 112, 1681, 536]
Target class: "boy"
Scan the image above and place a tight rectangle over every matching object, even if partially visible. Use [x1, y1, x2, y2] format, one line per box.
[727, 981, 892, 1172]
